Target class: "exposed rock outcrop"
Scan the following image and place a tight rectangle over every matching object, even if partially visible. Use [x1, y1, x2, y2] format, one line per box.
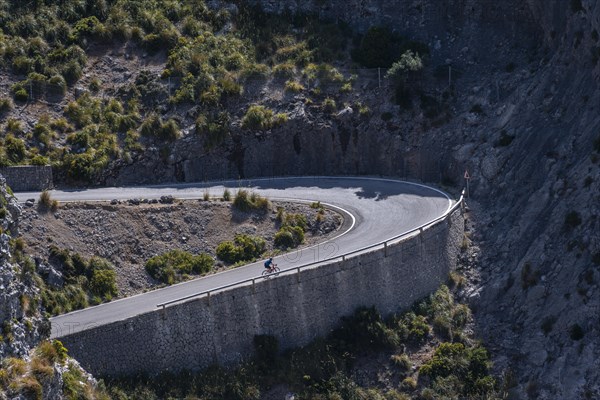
[0, 176, 48, 360]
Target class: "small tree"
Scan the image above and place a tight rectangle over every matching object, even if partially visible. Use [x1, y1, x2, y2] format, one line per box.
[385, 50, 423, 83]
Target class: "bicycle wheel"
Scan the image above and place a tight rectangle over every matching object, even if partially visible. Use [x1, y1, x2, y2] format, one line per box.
[273, 266, 280, 276]
[261, 269, 270, 278]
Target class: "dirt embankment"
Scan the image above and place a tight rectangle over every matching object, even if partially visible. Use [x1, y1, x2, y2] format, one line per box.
[20, 200, 342, 297]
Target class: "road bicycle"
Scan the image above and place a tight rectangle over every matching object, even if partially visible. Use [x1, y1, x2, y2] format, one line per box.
[261, 264, 280, 278]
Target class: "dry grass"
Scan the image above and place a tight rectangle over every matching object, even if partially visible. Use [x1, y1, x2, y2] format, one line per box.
[38, 191, 59, 213]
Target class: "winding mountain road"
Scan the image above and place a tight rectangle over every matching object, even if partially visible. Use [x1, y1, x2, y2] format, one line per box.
[15, 177, 453, 339]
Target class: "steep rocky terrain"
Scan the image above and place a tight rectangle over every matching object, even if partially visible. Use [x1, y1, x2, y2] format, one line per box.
[19, 199, 341, 297]
[0, 176, 47, 360]
[0, 177, 108, 399]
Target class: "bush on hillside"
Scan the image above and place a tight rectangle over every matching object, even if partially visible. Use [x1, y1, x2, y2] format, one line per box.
[241, 105, 287, 130]
[232, 190, 269, 213]
[145, 250, 214, 285]
[216, 234, 266, 264]
[40, 248, 117, 315]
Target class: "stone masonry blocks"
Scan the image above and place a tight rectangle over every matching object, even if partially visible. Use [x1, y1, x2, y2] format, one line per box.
[0, 166, 53, 191]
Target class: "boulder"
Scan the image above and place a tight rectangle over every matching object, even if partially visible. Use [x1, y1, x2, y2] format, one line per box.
[160, 195, 175, 204]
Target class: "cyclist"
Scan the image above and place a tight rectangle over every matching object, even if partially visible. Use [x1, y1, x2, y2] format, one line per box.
[264, 257, 275, 272]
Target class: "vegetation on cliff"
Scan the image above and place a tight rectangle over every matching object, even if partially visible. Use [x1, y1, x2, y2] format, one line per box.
[0, 1, 429, 185]
[104, 283, 503, 399]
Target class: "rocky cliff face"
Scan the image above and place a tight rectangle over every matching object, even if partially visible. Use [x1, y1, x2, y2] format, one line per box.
[108, 0, 600, 397]
[0, 177, 106, 399]
[0, 177, 49, 360]
[467, 1, 600, 398]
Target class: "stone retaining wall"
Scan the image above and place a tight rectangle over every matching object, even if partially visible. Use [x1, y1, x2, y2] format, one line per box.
[60, 205, 464, 377]
[0, 166, 53, 192]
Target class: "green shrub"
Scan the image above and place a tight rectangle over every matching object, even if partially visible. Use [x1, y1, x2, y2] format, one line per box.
[223, 188, 231, 201]
[284, 213, 307, 230]
[215, 241, 238, 264]
[274, 225, 304, 249]
[241, 105, 276, 130]
[89, 269, 118, 300]
[274, 212, 307, 249]
[42, 248, 116, 315]
[13, 88, 28, 102]
[196, 112, 230, 148]
[310, 201, 323, 210]
[390, 354, 411, 371]
[401, 377, 417, 391]
[143, 32, 168, 54]
[145, 250, 214, 285]
[219, 77, 243, 98]
[4, 135, 27, 164]
[12, 55, 34, 74]
[303, 63, 344, 85]
[36, 340, 68, 366]
[233, 189, 270, 213]
[419, 342, 494, 396]
[160, 118, 180, 141]
[70, 16, 107, 43]
[62, 365, 101, 399]
[395, 312, 430, 343]
[241, 63, 270, 80]
[0, 98, 13, 114]
[285, 80, 304, 92]
[89, 78, 102, 93]
[273, 113, 288, 125]
[273, 63, 296, 78]
[140, 114, 180, 141]
[61, 60, 83, 84]
[385, 50, 424, 81]
[340, 82, 352, 93]
[41, 285, 88, 315]
[216, 234, 266, 264]
[322, 98, 336, 113]
[356, 102, 371, 117]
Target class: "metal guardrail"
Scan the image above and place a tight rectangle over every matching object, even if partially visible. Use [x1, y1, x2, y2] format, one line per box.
[157, 189, 465, 310]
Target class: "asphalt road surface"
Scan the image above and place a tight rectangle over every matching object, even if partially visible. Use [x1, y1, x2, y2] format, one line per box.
[15, 176, 453, 338]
